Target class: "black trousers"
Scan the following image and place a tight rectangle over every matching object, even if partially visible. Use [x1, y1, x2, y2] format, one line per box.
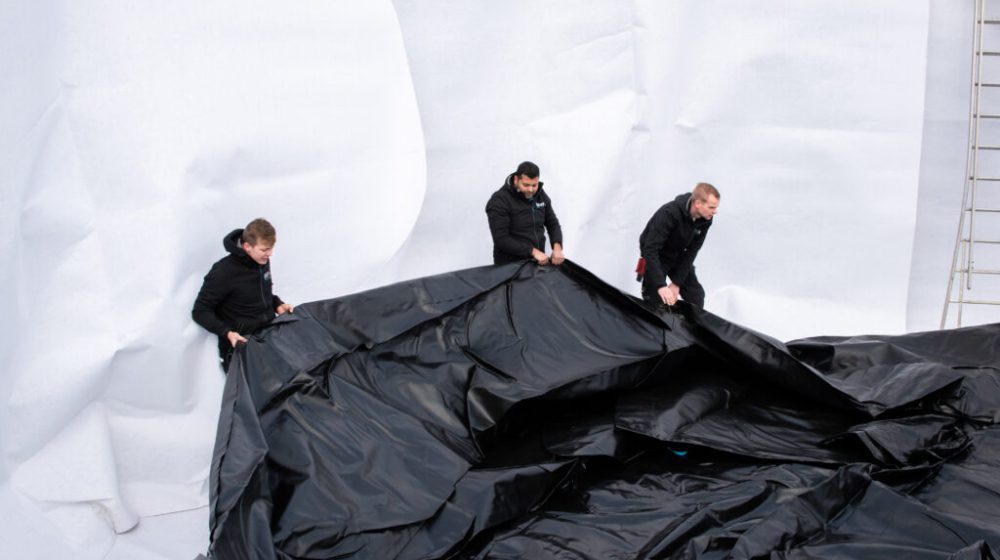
[642, 267, 705, 308]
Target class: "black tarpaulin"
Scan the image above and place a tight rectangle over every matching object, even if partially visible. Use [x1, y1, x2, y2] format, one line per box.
[206, 261, 1000, 559]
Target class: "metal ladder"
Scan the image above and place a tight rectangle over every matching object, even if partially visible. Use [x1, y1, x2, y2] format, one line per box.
[942, 0, 1000, 328]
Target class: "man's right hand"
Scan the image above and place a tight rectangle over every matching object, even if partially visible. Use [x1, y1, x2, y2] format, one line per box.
[531, 248, 549, 265]
[227, 330, 248, 347]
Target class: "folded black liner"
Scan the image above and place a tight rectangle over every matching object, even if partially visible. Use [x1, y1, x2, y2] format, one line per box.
[206, 261, 1000, 559]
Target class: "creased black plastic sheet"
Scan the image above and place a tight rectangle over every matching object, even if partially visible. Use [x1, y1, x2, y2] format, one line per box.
[206, 261, 1000, 559]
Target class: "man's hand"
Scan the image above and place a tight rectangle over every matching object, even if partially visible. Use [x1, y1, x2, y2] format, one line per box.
[658, 284, 681, 306]
[551, 244, 565, 266]
[226, 330, 248, 347]
[276, 303, 294, 315]
[531, 248, 549, 265]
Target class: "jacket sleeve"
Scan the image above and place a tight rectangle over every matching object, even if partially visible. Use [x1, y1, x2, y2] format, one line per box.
[192, 264, 232, 337]
[544, 195, 563, 247]
[639, 207, 675, 289]
[670, 226, 707, 286]
[486, 195, 534, 258]
[271, 294, 284, 310]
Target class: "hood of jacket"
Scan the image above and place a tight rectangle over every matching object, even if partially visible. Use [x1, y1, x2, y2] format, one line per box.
[672, 193, 712, 224]
[223, 228, 260, 268]
[504, 172, 546, 200]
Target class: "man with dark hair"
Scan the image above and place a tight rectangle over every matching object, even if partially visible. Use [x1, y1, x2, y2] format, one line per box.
[638, 182, 720, 308]
[192, 218, 294, 372]
[485, 161, 565, 265]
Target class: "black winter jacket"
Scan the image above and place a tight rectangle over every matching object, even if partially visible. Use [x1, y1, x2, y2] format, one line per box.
[639, 193, 713, 291]
[192, 229, 284, 340]
[485, 173, 563, 264]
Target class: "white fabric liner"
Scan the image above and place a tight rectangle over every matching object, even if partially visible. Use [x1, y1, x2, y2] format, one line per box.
[0, 1, 979, 558]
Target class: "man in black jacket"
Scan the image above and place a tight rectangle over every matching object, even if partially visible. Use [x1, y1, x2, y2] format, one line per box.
[192, 218, 293, 371]
[639, 183, 720, 308]
[485, 161, 565, 265]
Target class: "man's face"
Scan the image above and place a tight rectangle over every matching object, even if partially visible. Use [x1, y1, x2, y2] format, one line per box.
[243, 241, 274, 265]
[692, 195, 720, 220]
[513, 174, 539, 199]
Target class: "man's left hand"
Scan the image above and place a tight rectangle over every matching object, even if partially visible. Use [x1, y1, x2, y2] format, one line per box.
[667, 283, 680, 302]
[551, 245, 565, 266]
[276, 303, 294, 315]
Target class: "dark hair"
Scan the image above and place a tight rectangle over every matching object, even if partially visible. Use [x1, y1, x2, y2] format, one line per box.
[515, 161, 540, 179]
[243, 218, 276, 246]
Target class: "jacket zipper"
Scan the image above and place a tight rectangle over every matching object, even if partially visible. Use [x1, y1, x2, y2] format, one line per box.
[530, 197, 540, 249]
[259, 267, 269, 319]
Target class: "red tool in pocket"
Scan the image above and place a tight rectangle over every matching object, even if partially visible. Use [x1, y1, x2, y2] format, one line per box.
[635, 257, 646, 282]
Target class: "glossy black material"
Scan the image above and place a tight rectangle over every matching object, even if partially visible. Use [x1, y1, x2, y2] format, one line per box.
[207, 261, 1000, 559]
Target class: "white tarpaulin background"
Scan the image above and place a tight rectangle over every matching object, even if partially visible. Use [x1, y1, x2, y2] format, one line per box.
[0, 1, 983, 558]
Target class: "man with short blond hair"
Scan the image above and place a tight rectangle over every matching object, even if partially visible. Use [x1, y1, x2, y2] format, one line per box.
[193, 218, 293, 372]
[638, 183, 720, 308]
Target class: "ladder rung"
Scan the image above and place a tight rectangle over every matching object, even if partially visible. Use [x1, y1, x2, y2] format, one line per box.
[963, 207, 1000, 212]
[978, 51, 1000, 56]
[968, 176, 1000, 181]
[947, 299, 1000, 305]
[974, 114, 1000, 119]
[975, 145, 1000, 150]
[974, 82, 1000, 87]
[961, 238, 1000, 244]
[956, 268, 1000, 275]
[982, 19, 1000, 24]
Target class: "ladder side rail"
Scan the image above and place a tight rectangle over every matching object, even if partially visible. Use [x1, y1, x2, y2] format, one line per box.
[970, 0, 987, 290]
[944, 0, 986, 328]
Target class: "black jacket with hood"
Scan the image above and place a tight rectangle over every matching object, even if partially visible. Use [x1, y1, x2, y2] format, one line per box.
[639, 193, 713, 292]
[192, 229, 284, 344]
[485, 173, 563, 264]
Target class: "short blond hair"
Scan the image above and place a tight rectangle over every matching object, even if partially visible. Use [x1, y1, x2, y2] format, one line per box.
[693, 182, 720, 202]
